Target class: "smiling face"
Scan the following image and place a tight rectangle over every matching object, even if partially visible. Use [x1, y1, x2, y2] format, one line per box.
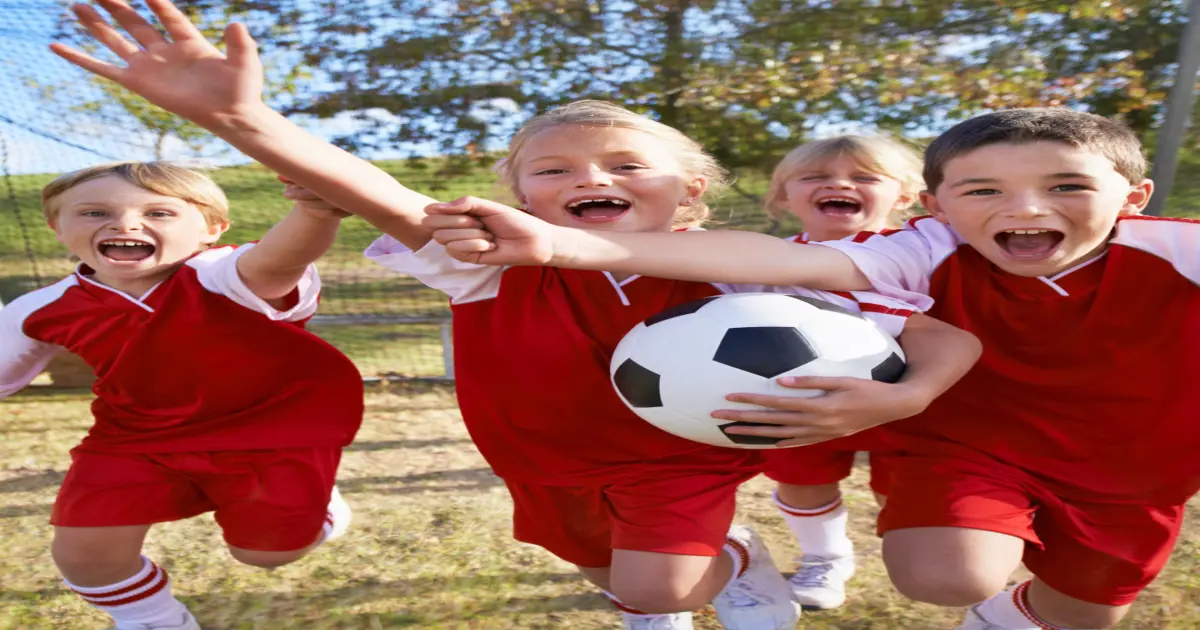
[922, 141, 1153, 277]
[512, 124, 706, 233]
[48, 175, 228, 296]
[781, 153, 915, 240]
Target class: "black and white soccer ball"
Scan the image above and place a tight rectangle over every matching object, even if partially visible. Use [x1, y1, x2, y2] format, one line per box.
[610, 293, 907, 449]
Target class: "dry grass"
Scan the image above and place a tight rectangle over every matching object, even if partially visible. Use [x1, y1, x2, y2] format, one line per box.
[1, 387, 1198, 629]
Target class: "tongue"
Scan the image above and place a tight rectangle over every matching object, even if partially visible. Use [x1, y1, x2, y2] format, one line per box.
[104, 245, 155, 261]
[579, 207, 627, 219]
[819, 203, 859, 216]
[1003, 233, 1058, 258]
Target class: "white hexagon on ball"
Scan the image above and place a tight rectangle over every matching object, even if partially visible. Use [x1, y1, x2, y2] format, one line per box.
[610, 293, 906, 449]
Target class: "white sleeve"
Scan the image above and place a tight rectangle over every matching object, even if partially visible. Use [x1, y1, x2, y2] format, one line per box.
[715, 282, 917, 338]
[0, 296, 63, 399]
[814, 217, 963, 310]
[189, 244, 320, 322]
[1110, 217, 1200, 286]
[364, 235, 504, 304]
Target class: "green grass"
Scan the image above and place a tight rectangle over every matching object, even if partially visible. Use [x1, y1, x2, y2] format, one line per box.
[1, 388, 1198, 629]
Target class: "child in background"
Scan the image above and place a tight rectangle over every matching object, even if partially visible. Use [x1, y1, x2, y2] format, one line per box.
[427, 107, 1200, 630]
[760, 135, 923, 610]
[51, 5, 978, 628]
[0, 162, 363, 630]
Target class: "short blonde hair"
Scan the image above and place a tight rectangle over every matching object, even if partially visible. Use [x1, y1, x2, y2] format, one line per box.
[496, 100, 729, 228]
[42, 161, 230, 227]
[764, 134, 924, 220]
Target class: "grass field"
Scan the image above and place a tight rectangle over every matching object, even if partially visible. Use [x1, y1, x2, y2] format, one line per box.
[1, 386, 1199, 630]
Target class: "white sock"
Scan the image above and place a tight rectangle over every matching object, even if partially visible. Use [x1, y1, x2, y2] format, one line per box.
[974, 581, 1065, 630]
[721, 536, 749, 590]
[773, 490, 854, 558]
[64, 556, 190, 628]
[602, 589, 651, 615]
[319, 486, 352, 544]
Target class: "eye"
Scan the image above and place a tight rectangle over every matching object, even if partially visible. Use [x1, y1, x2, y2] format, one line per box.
[798, 174, 825, 181]
[80, 210, 107, 218]
[533, 168, 566, 176]
[854, 175, 882, 183]
[964, 188, 1000, 196]
[1051, 184, 1090, 192]
[146, 209, 175, 218]
[614, 164, 647, 171]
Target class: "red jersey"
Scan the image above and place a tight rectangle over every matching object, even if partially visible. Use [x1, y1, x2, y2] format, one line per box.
[820, 215, 1200, 504]
[0, 244, 363, 453]
[366, 235, 915, 484]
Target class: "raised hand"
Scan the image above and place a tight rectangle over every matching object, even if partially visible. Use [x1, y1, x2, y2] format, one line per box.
[423, 197, 558, 267]
[280, 176, 351, 220]
[50, 0, 264, 126]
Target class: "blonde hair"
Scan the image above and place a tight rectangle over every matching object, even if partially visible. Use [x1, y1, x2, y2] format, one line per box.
[764, 134, 924, 221]
[42, 161, 231, 227]
[496, 100, 729, 228]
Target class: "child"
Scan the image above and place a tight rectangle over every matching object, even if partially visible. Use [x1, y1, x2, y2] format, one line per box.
[50, 5, 980, 628]
[0, 162, 363, 630]
[428, 107, 1200, 630]
[760, 135, 923, 610]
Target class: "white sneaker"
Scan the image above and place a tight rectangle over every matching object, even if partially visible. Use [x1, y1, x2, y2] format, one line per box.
[712, 526, 802, 630]
[112, 610, 202, 630]
[623, 611, 695, 629]
[324, 486, 352, 542]
[954, 604, 1007, 630]
[788, 553, 855, 610]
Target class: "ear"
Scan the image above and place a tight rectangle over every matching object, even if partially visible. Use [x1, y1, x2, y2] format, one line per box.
[894, 191, 919, 211]
[1120, 178, 1154, 216]
[920, 190, 951, 224]
[202, 219, 231, 245]
[683, 176, 708, 205]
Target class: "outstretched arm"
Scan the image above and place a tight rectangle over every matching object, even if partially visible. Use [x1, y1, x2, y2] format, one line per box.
[425, 196, 874, 289]
[52, 0, 434, 250]
[236, 179, 349, 302]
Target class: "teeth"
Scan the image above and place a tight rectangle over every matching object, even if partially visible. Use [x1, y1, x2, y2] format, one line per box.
[1005, 229, 1050, 235]
[100, 240, 150, 247]
[818, 197, 859, 204]
[567, 198, 631, 208]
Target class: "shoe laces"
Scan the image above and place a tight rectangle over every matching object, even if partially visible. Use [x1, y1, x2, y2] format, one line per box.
[626, 612, 689, 630]
[721, 578, 776, 608]
[790, 555, 847, 589]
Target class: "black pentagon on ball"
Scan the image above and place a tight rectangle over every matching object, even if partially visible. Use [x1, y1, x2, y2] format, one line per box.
[719, 421, 786, 445]
[871, 352, 907, 383]
[713, 327, 818, 378]
[643, 295, 720, 326]
[786, 294, 865, 319]
[613, 358, 663, 407]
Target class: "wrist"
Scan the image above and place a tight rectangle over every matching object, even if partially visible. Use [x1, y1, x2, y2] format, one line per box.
[202, 101, 278, 135]
[546, 225, 575, 267]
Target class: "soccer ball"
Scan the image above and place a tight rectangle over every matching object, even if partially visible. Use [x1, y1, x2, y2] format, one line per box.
[610, 293, 907, 449]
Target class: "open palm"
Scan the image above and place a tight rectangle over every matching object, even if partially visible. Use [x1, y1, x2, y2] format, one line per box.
[50, 0, 264, 125]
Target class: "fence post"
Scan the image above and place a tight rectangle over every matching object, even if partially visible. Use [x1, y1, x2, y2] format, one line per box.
[1148, 0, 1200, 216]
[440, 319, 455, 380]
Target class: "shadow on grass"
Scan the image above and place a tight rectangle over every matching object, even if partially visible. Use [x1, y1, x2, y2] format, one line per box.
[338, 468, 501, 495]
[0, 504, 52, 519]
[0, 470, 64, 493]
[345, 438, 472, 453]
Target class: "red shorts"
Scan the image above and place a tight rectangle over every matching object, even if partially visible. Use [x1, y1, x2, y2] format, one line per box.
[763, 429, 893, 495]
[51, 446, 342, 552]
[505, 469, 757, 568]
[878, 455, 1185, 606]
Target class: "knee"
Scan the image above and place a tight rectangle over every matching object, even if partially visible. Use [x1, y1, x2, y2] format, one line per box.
[227, 547, 307, 569]
[608, 582, 697, 614]
[1053, 608, 1127, 629]
[884, 556, 1006, 606]
[51, 540, 133, 578]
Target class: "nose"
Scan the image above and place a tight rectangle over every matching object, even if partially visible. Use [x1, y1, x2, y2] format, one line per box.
[1003, 192, 1050, 218]
[574, 166, 613, 188]
[824, 177, 854, 189]
[107, 212, 144, 232]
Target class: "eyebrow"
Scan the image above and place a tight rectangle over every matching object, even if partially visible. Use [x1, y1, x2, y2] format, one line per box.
[526, 151, 647, 163]
[948, 172, 1099, 189]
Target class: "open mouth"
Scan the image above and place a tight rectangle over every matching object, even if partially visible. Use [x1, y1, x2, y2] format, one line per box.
[815, 197, 862, 217]
[994, 229, 1065, 260]
[566, 197, 632, 222]
[97, 239, 156, 263]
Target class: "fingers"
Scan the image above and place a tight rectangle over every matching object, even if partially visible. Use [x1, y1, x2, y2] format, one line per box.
[717, 393, 826, 414]
[422, 213, 484, 231]
[425, 196, 521, 217]
[444, 239, 497, 256]
[711, 408, 820, 425]
[95, 0, 170, 51]
[719, 422, 844, 443]
[48, 43, 125, 82]
[776, 375, 862, 391]
[66, 3, 141, 61]
[432, 228, 494, 246]
[144, 0, 211, 44]
[282, 185, 321, 201]
[222, 22, 261, 68]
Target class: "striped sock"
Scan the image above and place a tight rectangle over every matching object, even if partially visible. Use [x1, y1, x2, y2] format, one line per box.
[973, 581, 1067, 630]
[773, 491, 854, 558]
[64, 556, 190, 628]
